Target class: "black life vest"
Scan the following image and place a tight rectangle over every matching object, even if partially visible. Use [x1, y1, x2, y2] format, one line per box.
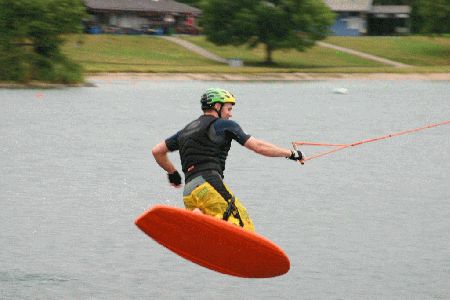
[178, 115, 231, 180]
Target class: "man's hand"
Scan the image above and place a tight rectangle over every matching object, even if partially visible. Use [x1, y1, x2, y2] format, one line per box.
[288, 150, 305, 165]
[168, 171, 182, 187]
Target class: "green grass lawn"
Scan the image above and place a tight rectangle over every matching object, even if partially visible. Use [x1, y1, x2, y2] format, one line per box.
[325, 36, 450, 66]
[62, 34, 450, 73]
[62, 34, 221, 72]
[181, 36, 383, 68]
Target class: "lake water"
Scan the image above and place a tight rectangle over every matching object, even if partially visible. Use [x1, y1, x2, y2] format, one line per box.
[1, 79, 449, 299]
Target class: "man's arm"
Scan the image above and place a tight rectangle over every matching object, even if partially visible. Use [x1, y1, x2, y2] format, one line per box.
[244, 136, 304, 163]
[152, 141, 182, 186]
[244, 137, 291, 157]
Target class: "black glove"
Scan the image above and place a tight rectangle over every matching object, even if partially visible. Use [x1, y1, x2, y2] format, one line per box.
[168, 171, 182, 186]
[288, 150, 303, 161]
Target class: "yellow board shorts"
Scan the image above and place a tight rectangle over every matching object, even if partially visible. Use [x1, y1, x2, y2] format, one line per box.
[183, 173, 254, 231]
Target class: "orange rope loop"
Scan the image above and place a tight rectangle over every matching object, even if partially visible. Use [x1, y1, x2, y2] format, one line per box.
[292, 119, 450, 163]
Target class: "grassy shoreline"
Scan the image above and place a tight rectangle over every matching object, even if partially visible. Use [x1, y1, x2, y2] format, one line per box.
[1, 35, 449, 85]
[86, 72, 450, 81]
[63, 35, 449, 73]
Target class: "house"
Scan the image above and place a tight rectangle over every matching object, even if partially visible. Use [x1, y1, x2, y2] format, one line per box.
[83, 0, 201, 34]
[368, 5, 411, 35]
[83, 0, 410, 36]
[324, 0, 411, 36]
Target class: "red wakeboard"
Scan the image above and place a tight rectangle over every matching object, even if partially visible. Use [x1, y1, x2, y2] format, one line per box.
[135, 205, 290, 278]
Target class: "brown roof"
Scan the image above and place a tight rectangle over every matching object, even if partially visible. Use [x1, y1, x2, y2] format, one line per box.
[371, 5, 411, 14]
[324, 0, 373, 12]
[84, 0, 201, 15]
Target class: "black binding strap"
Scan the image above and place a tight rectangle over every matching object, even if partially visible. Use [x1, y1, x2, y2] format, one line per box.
[222, 196, 244, 227]
[198, 171, 245, 228]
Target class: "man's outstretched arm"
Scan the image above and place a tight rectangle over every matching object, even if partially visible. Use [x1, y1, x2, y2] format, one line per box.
[244, 137, 304, 163]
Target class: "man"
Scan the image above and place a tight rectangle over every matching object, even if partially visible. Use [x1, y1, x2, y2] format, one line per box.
[152, 88, 304, 231]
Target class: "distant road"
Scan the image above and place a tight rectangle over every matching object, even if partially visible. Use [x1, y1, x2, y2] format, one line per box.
[161, 36, 228, 64]
[317, 41, 411, 68]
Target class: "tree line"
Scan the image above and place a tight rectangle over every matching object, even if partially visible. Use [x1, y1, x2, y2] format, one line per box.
[181, 0, 448, 64]
[182, 0, 450, 34]
[0, 0, 448, 83]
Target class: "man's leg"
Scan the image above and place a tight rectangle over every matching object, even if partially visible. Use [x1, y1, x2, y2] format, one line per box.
[183, 174, 254, 231]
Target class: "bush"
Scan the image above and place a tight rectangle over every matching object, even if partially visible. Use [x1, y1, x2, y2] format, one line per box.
[0, 45, 27, 82]
[0, 0, 86, 83]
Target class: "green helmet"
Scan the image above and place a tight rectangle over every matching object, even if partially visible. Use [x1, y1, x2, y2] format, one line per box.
[200, 88, 236, 110]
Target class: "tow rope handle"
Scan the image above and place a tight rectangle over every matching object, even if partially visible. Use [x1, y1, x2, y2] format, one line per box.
[292, 142, 304, 165]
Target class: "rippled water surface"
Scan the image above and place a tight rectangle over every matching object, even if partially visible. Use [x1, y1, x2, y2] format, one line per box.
[1, 79, 449, 299]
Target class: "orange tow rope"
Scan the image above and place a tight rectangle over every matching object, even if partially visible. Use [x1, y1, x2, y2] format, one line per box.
[293, 119, 450, 163]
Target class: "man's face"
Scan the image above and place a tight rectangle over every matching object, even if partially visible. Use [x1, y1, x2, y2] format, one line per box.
[220, 103, 233, 119]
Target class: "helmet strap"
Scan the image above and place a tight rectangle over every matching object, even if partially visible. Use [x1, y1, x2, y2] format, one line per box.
[213, 103, 223, 118]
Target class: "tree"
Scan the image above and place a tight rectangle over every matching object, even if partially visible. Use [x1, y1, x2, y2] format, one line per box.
[200, 0, 335, 64]
[411, 0, 450, 34]
[0, 0, 85, 82]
